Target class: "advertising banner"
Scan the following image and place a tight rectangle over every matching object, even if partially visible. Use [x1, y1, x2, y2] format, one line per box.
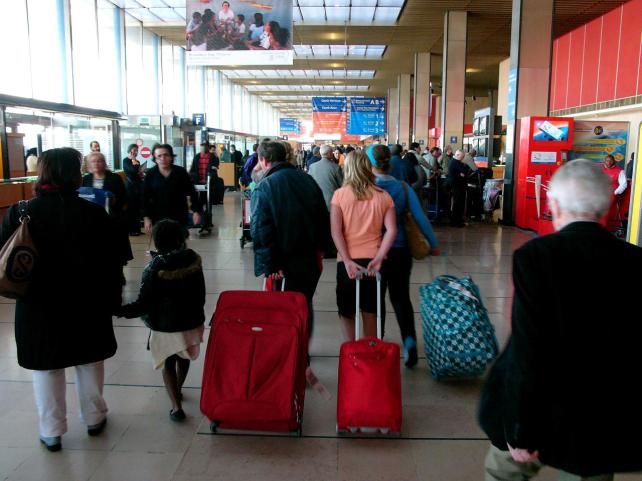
[279, 117, 300, 134]
[570, 121, 629, 163]
[186, 0, 293, 66]
[347, 97, 386, 136]
[312, 97, 347, 135]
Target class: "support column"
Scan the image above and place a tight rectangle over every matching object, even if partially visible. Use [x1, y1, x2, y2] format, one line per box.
[413, 53, 431, 148]
[398, 74, 411, 148]
[502, 0, 554, 223]
[440, 11, 467, 151]
[387, 86, 398, 144]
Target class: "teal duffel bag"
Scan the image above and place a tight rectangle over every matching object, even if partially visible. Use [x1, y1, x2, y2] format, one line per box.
[420, 275, 499, 380]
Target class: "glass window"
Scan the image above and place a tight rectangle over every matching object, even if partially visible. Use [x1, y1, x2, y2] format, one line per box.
[142, 29, 160, 114]
[173, 45, 186, 118]
[187, 67, 205, 118]
[161, 40, 175, 115]
[27, 0, 69, 103]
[125, 13, 145, 114]
[219, 76, 232, 131]
[0, 0, 32, 98]
[206, 69, 220, 128]
[70, 0, 100, 108]
[5, 107, 114, 176]
[97, 0, 124, 112]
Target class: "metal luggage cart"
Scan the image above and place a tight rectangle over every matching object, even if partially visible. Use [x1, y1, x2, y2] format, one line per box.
[240, 189, 252, 248]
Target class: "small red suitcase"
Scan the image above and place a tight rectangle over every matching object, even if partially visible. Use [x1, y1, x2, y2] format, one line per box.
[337, 270, 402, 435]
[200, 282, 308, 434]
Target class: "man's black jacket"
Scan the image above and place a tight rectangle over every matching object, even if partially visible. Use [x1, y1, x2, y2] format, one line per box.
[479, 222, 642, 477]
[250, 162, 329, 288]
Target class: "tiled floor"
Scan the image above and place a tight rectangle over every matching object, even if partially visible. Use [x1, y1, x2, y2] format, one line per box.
[0, 193, 639, 481]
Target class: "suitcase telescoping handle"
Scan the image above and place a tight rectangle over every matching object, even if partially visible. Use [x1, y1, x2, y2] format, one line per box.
[354, 268, 382, 341]
[262, 276, 286, 291]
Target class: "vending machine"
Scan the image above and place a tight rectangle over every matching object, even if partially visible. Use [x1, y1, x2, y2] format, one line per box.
[515, 116, 574, 234]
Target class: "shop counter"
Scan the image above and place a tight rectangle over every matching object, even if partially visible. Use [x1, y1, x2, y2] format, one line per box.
[218, 162, 236, 188]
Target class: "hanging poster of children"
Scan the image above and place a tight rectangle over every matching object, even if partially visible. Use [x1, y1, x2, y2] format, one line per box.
[186, 0, 293, 66]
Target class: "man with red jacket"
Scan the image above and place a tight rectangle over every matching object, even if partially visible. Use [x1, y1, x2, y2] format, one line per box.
[602, 154, 628, 232]
[189, 142, 219, 236]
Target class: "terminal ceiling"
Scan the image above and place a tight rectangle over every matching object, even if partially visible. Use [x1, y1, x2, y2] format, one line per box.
[132, 0, 628, 119]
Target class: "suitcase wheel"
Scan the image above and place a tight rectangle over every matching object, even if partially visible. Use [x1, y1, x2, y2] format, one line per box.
[240, 238, 245, 248]
[210, 421, 219, 433]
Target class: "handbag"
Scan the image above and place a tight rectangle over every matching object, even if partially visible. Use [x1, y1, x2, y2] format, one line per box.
[402, 182, 430, 260]
[0, 200, 38, 299]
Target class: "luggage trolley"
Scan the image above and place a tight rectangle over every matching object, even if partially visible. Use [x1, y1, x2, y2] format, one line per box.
[195, 173, 212, 236]
[239, 189, 252, 248]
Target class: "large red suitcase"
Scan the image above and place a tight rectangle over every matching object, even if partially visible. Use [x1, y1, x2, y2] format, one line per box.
[337, 271, 402, 435]
[200, 285, 309, 434]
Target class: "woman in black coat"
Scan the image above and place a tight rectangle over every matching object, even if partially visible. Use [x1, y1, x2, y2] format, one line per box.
[83, 152, 133, 266]
[122, 144, 144, 236]
[0, 148, 122, 452]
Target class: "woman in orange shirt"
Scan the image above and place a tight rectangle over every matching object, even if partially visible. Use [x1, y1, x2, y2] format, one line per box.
[330, 150, 397, 341]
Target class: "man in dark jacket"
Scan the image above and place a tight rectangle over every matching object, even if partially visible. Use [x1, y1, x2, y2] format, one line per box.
[389, 144, 417, 185]
[479, 159, 642, 480]
[448, 149, 470, 227]
[240, 143, 259, 188]
[189, 142, 220, 235]
[306, 146, 322, 171]
[251, 141, 330, 334]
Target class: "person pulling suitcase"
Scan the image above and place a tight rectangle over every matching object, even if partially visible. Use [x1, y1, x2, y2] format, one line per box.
[189, 142, 219, 236]
[337, 269, 402, 435]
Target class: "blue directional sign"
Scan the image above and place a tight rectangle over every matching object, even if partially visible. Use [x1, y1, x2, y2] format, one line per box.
[348, 97, 386, 136]
[279, 118, 300, 133]
[192, 113, 205, 126]
[312, 97, 347, 112]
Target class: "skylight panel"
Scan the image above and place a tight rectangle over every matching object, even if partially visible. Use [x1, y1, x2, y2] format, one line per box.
[349, 7, 375, 22]
[299, 7, 326, 22]
[148, 7, 183, 21]
[312, 45, 330, 57]
[373, 6, 401, 22]
[326, 7, 349, 22]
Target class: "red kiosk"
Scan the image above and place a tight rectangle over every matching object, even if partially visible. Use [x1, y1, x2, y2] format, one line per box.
[515, 116, 574, 235]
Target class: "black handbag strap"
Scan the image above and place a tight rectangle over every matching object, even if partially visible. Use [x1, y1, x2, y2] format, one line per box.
[401, 182, 410, 218]
[17, 200, 30, 223]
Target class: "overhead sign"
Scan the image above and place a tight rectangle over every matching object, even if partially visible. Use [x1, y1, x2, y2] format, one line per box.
[312, 97, 347, 135]
[192, 113, 205, 126]
[347, 97, 386, 136]
[186, 0, 293, 66]
[279, 117, 300, 133]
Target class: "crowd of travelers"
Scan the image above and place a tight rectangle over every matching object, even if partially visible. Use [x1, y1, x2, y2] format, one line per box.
[1, 139, 642, 481]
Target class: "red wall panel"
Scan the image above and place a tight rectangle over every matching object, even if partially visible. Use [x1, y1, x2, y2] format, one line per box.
[567, 27, 586, 108]
[596, 7, 622, 102]
[550, 41, 559, 111]
[551, 0, 642, 109]
[580, 17, 602, 105]
[555, 34, 571, 110]
[617, 0, 642, 98]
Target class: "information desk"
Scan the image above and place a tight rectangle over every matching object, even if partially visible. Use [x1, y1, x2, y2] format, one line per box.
[218, 162, 236, 188]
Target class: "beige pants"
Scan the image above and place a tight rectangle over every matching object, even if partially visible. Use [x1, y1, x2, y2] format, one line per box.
[485, 445, 614, 481]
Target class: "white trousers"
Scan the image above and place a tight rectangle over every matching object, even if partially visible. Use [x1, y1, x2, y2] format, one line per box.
[32, 361, 108, 437]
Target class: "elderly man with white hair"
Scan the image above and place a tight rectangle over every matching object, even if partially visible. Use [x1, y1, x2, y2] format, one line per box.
[479, 159, 642, 481]
[447, 149, 470, 227]
[308, 144, 343, 211]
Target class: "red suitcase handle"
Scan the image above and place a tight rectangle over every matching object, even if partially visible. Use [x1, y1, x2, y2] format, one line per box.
[263, 277, 286, 292]
[355, 268, 382, 341]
